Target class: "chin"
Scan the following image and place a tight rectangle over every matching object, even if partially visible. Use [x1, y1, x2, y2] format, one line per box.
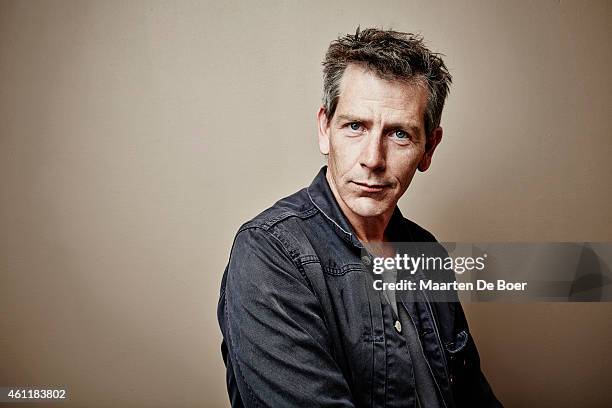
[347, 197, 390, 218]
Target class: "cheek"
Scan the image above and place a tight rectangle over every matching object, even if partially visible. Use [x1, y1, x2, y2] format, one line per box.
[329, 135, 359, 170]
[391, 150, 422, 186]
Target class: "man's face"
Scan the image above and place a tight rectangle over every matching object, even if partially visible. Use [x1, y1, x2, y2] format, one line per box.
[317, 64, 442, 221]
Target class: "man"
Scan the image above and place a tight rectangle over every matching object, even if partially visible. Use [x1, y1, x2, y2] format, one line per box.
[218, 28, 502, 407]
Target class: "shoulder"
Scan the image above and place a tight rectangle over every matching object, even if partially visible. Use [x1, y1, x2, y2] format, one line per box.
[228, 187, 320, 274]
[224, 189, 319, 297]
[237, 187, 318, 234]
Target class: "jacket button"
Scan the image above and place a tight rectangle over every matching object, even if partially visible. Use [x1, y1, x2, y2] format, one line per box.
[361, 256, 371, 266]
[394, 320, 402, 333]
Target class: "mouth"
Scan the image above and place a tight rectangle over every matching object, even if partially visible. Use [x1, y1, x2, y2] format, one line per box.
[352, 181, 390, 193]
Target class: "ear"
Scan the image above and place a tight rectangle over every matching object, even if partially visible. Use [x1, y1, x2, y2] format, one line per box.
[316, 106, 331, 155]
[418, 127, 443, 172]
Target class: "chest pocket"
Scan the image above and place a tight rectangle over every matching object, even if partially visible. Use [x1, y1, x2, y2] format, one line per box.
[322, 264, 378, 342]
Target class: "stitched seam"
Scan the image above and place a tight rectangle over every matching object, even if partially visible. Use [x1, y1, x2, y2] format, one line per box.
[299, 255, 319, 264]
[322, 263, 363, 276]
[264, 207, 319, 229]
[238, 207, 319, 234]
[307, 186, 353, 236]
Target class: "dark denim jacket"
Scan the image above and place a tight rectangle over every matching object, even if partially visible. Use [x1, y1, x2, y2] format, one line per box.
[218, 167, 502, 408]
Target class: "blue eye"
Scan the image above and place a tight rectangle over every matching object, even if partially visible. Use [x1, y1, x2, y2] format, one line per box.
[394, 130, 408, 139]
[349, 123, 361, 131]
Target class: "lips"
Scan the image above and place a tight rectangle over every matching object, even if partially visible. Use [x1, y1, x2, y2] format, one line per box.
[352, 181, 390, 193]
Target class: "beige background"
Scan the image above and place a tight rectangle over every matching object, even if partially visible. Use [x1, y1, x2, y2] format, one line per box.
[1, 1, 611, 407]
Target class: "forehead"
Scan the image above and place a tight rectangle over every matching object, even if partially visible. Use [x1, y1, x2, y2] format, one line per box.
[335, 64, 429, 125]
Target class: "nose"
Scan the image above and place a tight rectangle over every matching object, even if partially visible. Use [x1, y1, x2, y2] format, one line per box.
[359, 132, 386, 171]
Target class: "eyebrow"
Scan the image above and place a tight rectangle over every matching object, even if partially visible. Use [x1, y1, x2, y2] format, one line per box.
[335, 113, 421, 134]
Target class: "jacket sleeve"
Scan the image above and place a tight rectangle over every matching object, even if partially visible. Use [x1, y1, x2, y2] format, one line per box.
[220, 227, 355, 408]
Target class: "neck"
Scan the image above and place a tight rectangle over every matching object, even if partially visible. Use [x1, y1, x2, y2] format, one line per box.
[348, 212, 391, 243]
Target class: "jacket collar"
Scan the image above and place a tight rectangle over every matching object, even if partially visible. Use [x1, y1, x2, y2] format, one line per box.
[306, 166, 412, 249]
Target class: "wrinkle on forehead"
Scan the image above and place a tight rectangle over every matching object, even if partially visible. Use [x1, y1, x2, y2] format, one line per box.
[335, 64, 429, 129]
[340, 63, 429, 98]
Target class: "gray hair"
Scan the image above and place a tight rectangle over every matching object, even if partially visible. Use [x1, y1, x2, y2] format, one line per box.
[322, 27, 452, 137]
